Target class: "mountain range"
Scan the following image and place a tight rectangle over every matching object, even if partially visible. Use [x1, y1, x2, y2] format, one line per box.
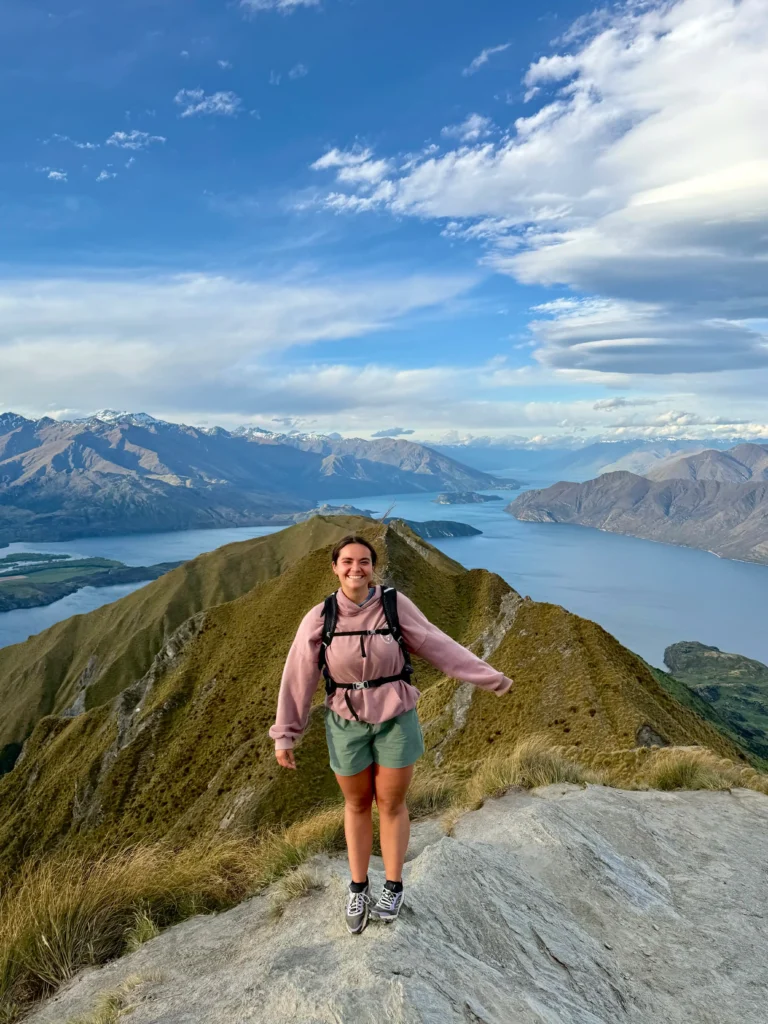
[508, 443, 768, 565]
[0, 413, 501, 545]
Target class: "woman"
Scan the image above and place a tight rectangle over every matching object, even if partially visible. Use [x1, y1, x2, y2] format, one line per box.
[271, 534, 513, 934]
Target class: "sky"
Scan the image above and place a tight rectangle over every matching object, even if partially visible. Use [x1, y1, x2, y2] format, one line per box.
[1, 0, 767, 443]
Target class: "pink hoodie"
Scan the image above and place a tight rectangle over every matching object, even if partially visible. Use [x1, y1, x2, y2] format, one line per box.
[270, 585, 513, 750]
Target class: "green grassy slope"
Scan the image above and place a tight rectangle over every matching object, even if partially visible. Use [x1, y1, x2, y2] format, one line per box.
[0, 517, 750, 888]
[664, 642, 768, 760]
[0, 516, 370, 762]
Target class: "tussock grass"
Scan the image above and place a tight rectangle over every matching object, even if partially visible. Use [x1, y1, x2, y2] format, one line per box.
[441, 735, 601, 834]
[407, 765, 461, 817]
[640, 746, 768, 793]
[66, 972, 165, 1024]
[269, 867, 323, 920]
[122, 907, 160, 954]
[0, 805, 348, 1021]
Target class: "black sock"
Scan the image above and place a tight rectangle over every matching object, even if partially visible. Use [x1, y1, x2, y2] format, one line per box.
[349, 877, 368, 893]
[384, 879, 403, 893]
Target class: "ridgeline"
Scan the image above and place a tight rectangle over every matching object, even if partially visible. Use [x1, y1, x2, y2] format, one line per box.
[0, 515, 755, 888]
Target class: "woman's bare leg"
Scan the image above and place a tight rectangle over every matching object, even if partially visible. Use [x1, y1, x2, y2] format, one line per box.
[335, 765, 375, 882]
[373, 763, 414, 882]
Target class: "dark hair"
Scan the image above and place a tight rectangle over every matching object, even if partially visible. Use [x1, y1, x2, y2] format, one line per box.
[331, 535, 378, 567]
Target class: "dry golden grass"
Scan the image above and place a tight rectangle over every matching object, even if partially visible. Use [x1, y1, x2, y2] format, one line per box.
[639, 746, 768, 794]
[0, 804, 349, 1022]
[122, 908, 160, 954]
[65, 972, 165, 1024]
[441, 735, 602, 834]
[269, 867, 324, 920]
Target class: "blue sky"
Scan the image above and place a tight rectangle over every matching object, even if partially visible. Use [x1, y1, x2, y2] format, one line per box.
[2, 0, 767, 442]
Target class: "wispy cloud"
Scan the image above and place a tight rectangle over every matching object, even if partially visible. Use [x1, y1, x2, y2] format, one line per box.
[240, 0, 320, 13]
[46, 169, 67, 181]
[174, 88, 243, 117]
[441, 113, 494, 142]
[311, 147, 372, 171]
[45, 134, 99, 150]
[371, 426, 415, 437]
[96, 170, 117, 182]
[107, 130, 166, 150]
[462, 42, 510, 77]
[217, 59, 233, 69]
[288, 62, 309, 79]
[269, 70, 282, 85]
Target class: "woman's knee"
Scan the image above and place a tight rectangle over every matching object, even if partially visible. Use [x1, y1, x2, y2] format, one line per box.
[345, 791, 374, 814]
[375, 791, 407, 816]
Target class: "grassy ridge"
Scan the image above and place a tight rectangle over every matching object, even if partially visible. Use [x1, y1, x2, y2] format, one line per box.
[0, 516, 368, 761]
[0, 517, 752, 889]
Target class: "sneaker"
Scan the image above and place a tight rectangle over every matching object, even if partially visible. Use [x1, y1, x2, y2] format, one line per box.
[345, 882, 371, 934]
[370, 884, 404, 923]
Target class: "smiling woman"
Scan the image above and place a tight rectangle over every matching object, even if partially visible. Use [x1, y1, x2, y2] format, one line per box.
[270, 533, 513, 932]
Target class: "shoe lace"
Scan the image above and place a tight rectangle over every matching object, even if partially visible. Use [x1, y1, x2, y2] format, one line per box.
[346, 889, 369, 915]
[377, 887, 401, 910]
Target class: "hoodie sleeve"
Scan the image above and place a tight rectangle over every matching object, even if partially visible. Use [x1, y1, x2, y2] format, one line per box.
[395, 591, 513, 696]
[269, 604, 325, 750]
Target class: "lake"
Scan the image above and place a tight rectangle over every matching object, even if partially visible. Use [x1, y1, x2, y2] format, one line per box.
[2, 492, 767, 670]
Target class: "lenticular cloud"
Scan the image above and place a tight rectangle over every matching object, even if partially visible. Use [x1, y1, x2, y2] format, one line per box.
[317, 0, 768, 375]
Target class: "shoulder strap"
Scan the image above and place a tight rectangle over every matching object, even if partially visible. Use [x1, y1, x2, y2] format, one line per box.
[318, 593, 338, 671]
[381, 587, 414, 679]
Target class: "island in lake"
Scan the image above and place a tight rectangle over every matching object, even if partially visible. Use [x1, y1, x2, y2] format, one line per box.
[0, 553, 183, 613]
[433, 491, 503, 505]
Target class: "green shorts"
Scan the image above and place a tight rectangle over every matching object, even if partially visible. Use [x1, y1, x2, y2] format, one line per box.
[324, 707, 425, 777]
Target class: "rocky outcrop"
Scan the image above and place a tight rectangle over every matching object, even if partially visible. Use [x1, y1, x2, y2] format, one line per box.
[26, 784, 768, 1024]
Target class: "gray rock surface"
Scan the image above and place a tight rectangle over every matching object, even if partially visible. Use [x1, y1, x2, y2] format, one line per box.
[26, 785, 768, 1024]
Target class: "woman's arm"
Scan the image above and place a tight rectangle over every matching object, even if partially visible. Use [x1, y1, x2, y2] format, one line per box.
[396, 592, 513, 695]
[269, 606, 324, 751]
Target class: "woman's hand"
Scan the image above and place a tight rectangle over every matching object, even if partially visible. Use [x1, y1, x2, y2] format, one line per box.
[275, 748, 296, 769]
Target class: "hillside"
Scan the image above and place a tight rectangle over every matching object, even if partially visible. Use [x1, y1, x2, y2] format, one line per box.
[664, 641, 768, 760]
[508, 469, 768, 564]
[0, 515, 361, 770]
[23, 785, 768, 1024]
[647, 443, 768, 483]
[0, 413, 496, 545]
[0, 515, 754, 888]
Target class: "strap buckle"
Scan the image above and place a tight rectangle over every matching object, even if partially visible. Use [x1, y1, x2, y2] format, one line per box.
[353, 680, 369, 690]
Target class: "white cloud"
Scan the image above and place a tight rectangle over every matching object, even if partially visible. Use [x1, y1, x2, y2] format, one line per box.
[311, 147, 373, 171]
[240, 0, 320, 12]
[462, 42, 510, 77]
[217, 59, 233, 69]
[46, 170, 67, 181]
[96, 170, 117, 182]
[0, 270, 476, 420]
[107, 130, 166, 150]
[318, 0, 768, 378]
[174, 89, 243, 117]
[46, 134, 99, 150]
[441, 114, 494, 143]
[288, 62, 309, 79]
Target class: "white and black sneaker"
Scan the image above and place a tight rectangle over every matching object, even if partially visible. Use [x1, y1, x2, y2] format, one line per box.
[370, 883, 404, 923]
[345, 882, 371, 934]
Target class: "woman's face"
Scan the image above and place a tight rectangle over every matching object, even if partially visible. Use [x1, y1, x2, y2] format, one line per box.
[332, 543, 375, 591]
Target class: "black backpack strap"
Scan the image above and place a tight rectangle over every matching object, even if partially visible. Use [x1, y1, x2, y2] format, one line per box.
[380, 587, 414, 683]
[318, 593, 338, 696]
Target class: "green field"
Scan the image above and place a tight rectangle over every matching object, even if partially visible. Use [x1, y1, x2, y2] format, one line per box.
[0, 554, 180, 613]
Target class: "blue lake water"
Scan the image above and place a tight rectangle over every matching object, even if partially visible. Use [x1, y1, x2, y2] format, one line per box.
[2, 492, 767, 671]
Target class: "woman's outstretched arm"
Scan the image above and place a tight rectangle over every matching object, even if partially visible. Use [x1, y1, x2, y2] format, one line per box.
[396, 591, 513, 695]
[269, 606, 324, 751]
